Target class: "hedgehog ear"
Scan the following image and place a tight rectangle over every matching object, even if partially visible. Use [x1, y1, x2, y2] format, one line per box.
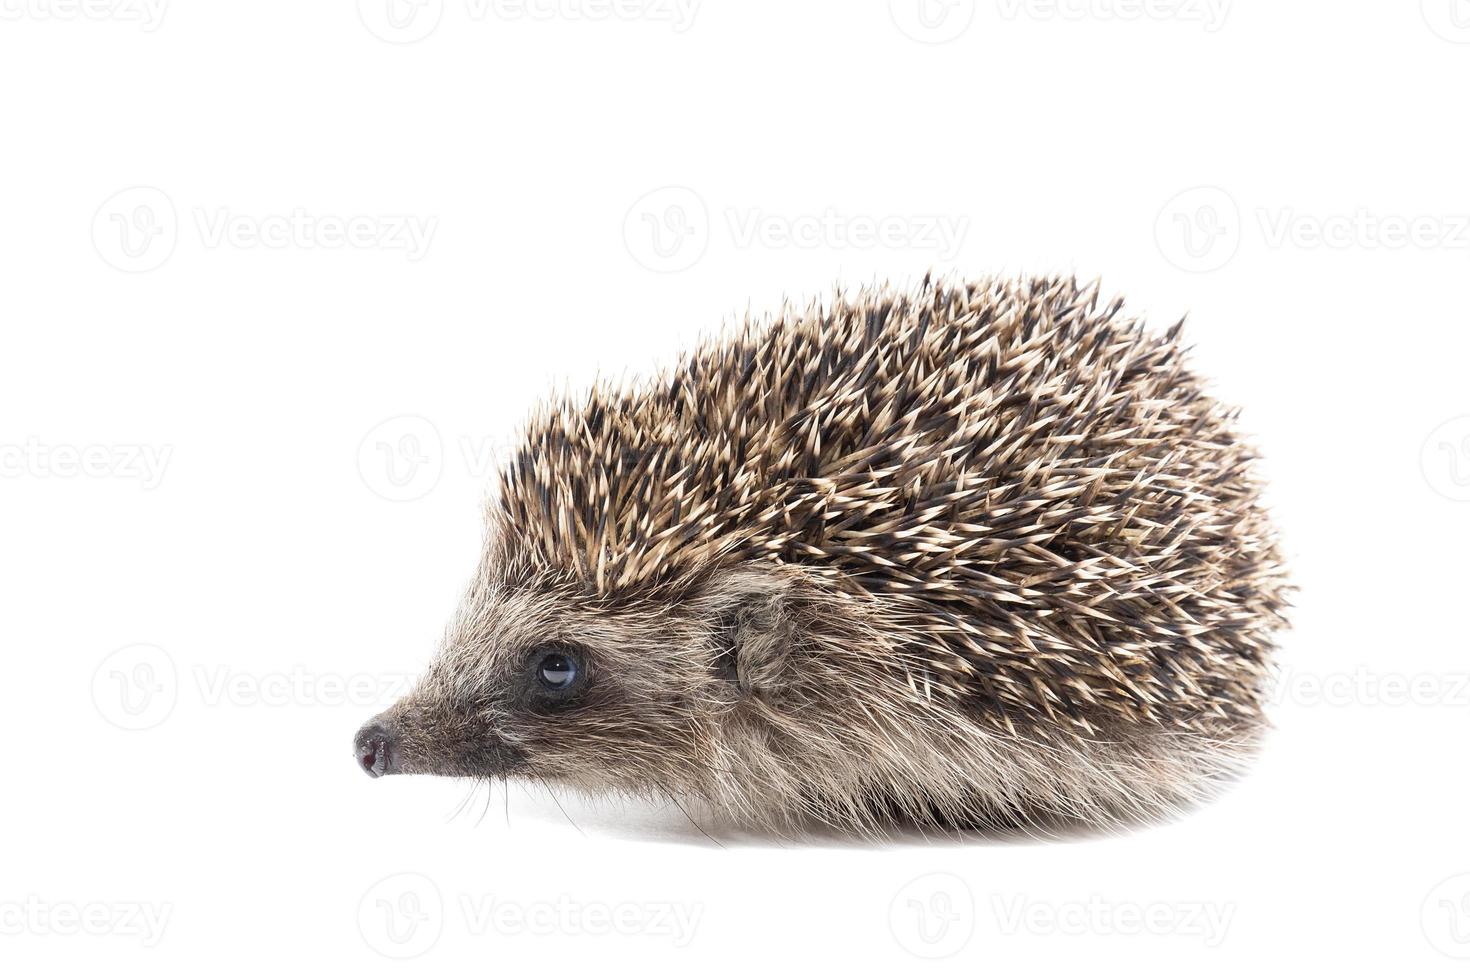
[706, 570, 795, 696]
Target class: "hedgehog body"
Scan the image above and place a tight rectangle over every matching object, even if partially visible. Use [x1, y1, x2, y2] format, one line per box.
[355, 275, 1288, 834]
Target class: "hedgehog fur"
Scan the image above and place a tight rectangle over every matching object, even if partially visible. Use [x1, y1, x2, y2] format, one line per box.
[355, 274, 1289, 836]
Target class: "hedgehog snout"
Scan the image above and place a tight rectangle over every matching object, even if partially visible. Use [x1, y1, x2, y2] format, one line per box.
[353, 718, 399, 779]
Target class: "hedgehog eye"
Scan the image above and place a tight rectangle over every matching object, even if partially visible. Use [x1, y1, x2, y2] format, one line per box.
[535, 650, 578, 691]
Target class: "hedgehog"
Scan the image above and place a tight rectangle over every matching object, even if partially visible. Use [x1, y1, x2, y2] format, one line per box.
[353, 274, 1288, 836]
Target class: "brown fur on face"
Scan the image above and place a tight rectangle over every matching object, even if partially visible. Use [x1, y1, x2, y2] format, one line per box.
[365, 275, 1289, 834]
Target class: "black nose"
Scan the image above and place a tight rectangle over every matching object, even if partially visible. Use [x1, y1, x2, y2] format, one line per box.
[354, 721, 398, 778]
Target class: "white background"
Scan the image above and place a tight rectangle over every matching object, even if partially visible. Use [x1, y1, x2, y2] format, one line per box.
[3, 1, 1468, 975]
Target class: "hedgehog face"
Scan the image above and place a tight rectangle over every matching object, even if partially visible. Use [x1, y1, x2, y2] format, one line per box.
[353, 563, 806, 798]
